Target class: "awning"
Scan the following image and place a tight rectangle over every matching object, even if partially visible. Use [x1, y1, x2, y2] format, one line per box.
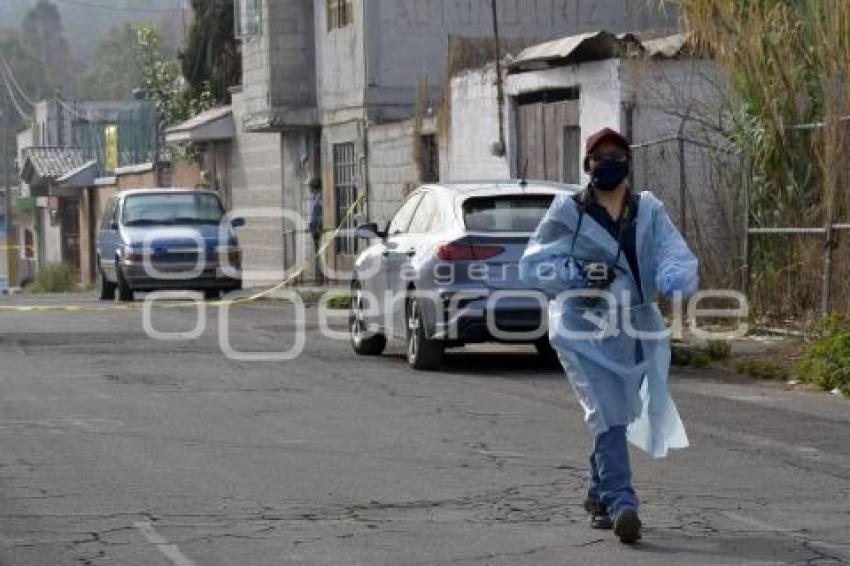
[20, 147, 99, 197]
[165, 106, 235, 143]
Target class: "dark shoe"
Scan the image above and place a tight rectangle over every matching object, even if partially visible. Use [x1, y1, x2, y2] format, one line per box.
[613, 507, 642, 544]
[583, 498, 613, 530]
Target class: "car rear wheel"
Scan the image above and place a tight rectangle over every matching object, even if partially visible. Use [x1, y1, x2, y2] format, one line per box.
[116, 264, 134, 302]
[350, 282, 386, 356]
[96, 263, 116, 301]
[406, 295, 444, 371]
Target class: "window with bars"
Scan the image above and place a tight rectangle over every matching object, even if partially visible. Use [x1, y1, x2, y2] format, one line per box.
[333, 142, 359, 254]
[235, 0, 263, 40]
[327, 0, 353, 31]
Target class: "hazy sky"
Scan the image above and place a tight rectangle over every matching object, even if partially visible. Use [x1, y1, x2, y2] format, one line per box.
[0, 0, 187, 65]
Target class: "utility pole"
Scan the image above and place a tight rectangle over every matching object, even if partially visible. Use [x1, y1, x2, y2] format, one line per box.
[1, 109, 13, 285]
[491, 0, 506, 157]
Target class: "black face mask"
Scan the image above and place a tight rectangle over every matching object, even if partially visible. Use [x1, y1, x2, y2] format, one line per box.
[591, 159, 629, 191]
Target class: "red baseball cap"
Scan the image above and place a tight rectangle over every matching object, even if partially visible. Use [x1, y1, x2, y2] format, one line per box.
[585, 127, 631, 155]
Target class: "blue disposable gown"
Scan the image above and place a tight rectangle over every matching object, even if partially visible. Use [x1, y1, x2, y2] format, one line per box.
[520, 191, 698, 459]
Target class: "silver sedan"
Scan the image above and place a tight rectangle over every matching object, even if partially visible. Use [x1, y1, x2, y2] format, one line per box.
[350, 181, 577, 370]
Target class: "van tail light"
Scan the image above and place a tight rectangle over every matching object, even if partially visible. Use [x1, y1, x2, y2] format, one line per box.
[437, 241, 504, 261]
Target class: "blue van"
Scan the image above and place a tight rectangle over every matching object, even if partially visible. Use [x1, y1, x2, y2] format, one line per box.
[95, 189, 244, 301]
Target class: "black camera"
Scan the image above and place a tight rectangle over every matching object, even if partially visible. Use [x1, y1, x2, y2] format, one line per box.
[584, 262, 617, 291]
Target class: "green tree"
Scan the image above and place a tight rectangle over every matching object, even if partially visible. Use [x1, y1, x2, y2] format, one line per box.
[136, 26, 213, 129]
[180, 0, 241, 103]
[80, 23, 176, 101]
[21, 0, 76, 96]
[0, 32, 53, 112]
[0, 32, 53, 178]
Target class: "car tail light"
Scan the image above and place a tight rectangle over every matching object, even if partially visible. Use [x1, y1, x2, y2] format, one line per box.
[123, 252, 147, 264]
[437, 242, 504, 261]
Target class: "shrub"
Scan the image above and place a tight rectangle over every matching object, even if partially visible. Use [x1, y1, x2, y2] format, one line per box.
[26, 264, 78, 294]
[734, 360, 790, 381]
[671, 343, 714, 369]
[797, 316, 850, 396]
[325, 293, 352, 310]
[706, 340, 732, 361]
[690, 351, 713, 369]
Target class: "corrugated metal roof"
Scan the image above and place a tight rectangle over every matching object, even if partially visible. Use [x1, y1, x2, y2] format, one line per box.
[166, 106, 236, 143]
[642, 33, 693, 58]
[166, 106, 232, 135]
[21, 147, 91, 184]
[508, 31, 694, 71]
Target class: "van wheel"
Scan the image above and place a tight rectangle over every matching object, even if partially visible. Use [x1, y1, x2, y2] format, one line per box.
[406, 295, 444, 371]
[116, 265, 134, 302]
[350, 282, 386, 356]
[96, 263, 116, 301]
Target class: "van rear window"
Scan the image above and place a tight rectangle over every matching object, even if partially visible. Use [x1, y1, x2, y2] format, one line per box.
[463, 195, 554, 232]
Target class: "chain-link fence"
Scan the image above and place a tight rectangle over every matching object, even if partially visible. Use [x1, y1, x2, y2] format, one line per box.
[743, 119, 850, 325]
[631, 133, 745, 291]
[629, 123, 850, 327]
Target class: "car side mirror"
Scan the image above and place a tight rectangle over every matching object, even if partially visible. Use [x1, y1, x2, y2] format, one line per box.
[231, 217, 246, 228]
[356, 223, 385, 240]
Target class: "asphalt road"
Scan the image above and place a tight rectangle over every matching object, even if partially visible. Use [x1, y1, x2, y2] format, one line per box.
[0, 292, 848, 566]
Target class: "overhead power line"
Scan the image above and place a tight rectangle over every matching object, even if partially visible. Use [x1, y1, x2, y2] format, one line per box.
[0, 53, 36, 108]
[54, 97, 94, 122]
[0, 66, 33, 123]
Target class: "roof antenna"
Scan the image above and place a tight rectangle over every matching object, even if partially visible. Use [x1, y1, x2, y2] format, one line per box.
[519, 159, 529, 188]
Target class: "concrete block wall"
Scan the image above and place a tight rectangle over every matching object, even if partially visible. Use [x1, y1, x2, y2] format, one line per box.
[317, 0, 366, 124]
[267, 0, 317, 110]
[240, 2, 272, 117]
[229, 92, 286, 287]
[367, 120, 419, 229]
[446, 65, 511, 181]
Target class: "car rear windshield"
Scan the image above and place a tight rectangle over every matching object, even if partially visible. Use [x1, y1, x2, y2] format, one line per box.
[122, 193, 224, 226]
[463, 195, 555, 232]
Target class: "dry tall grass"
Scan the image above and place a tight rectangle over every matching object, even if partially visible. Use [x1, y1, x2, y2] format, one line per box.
[667, 0, 850, 319]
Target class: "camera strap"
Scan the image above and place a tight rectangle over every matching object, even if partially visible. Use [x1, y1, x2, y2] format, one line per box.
[570, 187, 632, 270]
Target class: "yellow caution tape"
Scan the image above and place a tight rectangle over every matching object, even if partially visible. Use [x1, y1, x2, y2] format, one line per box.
[0, 194, 366, 313]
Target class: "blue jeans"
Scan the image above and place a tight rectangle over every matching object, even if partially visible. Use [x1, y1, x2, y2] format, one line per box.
[587, 425, 639, 514]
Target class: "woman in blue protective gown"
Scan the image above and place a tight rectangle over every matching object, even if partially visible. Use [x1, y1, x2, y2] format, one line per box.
[520, 128, 699, 544]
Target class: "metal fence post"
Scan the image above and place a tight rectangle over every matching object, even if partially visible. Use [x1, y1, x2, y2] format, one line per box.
[821, 220, 834, 317]
[742, 157, 751, 294]
[678, 133, 688, 240]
